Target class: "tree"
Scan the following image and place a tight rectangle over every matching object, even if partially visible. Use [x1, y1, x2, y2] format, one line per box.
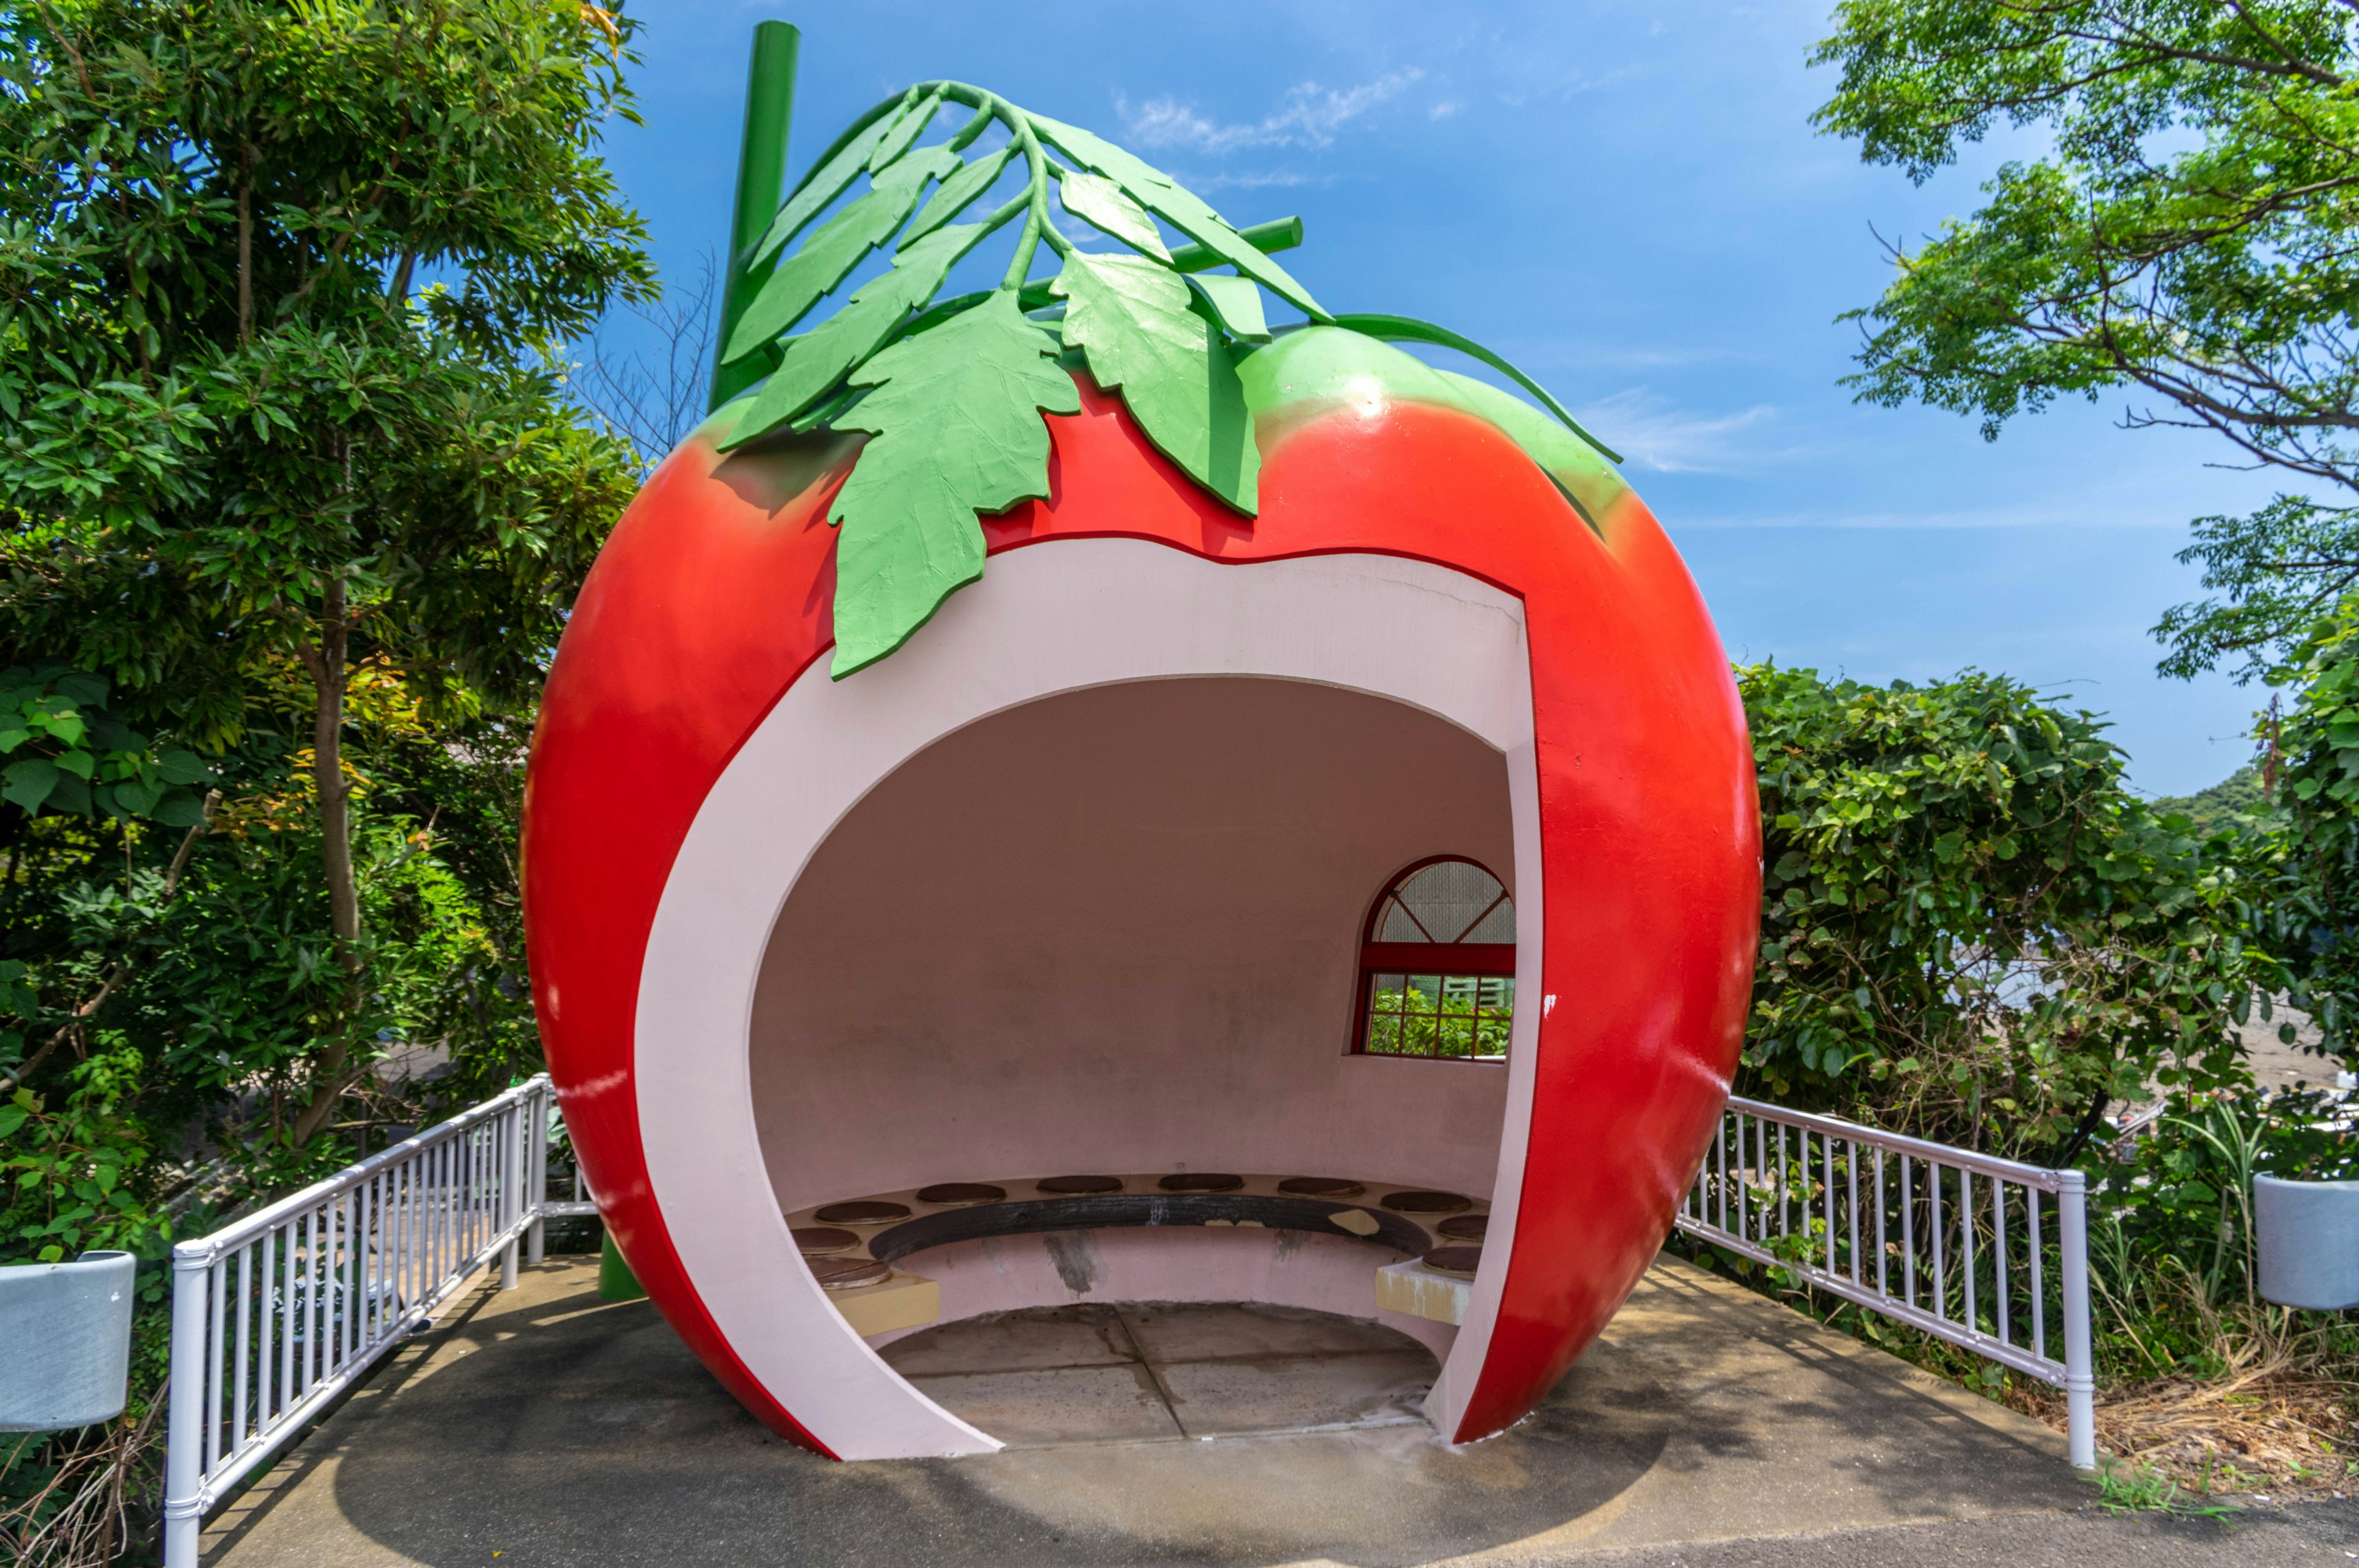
[1742, 663, 2269, 1160]
[2259, 596, 2359, 1059]
[1812, 2, 2359, 680]
[0, 1, 649, 1143]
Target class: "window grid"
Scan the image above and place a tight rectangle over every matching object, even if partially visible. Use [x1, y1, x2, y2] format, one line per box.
[1361, 972, 1515, 1060]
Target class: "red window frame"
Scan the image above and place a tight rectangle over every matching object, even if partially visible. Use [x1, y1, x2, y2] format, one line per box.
[1350, 855, 1516, 1063]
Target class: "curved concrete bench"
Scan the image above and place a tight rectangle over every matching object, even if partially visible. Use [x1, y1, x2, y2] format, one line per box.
[782, 1174, 1488, 1353]
[869, 1192, 1434, 1263]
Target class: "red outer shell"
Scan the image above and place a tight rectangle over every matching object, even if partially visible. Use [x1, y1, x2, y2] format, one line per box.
[523, 378, 1761, 1453]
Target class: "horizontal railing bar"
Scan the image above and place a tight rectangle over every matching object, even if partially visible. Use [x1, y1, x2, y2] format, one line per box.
[537, 1201, 599, 1219]
[1724, 1096, 2067, 1190]
[177, 1080, 550, 1262]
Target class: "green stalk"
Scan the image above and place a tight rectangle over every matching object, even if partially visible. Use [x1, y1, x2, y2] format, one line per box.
[708, 20, 802, 413]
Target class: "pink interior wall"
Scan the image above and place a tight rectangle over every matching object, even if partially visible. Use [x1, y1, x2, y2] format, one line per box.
[749, 676, 1517, 1217]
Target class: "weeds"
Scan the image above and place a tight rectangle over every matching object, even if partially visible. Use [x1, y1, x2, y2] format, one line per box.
[2095, 1458, 2240, 1518]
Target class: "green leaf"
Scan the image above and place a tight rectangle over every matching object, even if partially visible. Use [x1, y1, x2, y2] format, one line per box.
[109, 777, 162, 817]
[720, 222, 994, 447]
[151, 788, 207, 827]
[825, 291, 1081, 677]
[1058, 171, 1170, 262]
[2, 758, 58, 813]
[869, 89, 944, 173]
[51, 748, 93, 780]
[156, 749, 209, 786]
[1027, 112, 1329, 322]
[908, 148, 1014, 243]
[723, 145, 961, 363]
[746, 111, 904, 269]
[1185, 273, 1270, 341]
[1052, 251, 1259, 513]
[52, 673, 106, 708]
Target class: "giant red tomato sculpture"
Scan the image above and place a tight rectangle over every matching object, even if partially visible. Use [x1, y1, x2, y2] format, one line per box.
[525, 73, 1758, 1461]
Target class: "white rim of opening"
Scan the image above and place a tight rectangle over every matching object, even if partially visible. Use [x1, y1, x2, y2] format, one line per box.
[636, 540, 1542, 1458]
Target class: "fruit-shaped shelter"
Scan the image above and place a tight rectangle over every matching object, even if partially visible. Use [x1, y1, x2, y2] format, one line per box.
[525, 29, 1760, 1461]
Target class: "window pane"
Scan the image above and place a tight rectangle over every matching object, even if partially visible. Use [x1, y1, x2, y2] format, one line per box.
[1361, 971, 1512, 1061]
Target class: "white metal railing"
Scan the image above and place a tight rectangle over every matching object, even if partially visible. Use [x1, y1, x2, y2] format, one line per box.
[163, 1075, 558, 1567]
[1674, 1095, 2094, 1469]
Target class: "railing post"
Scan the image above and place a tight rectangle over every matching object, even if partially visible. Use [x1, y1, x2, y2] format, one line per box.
[2058, 1169, 2095, 1470]
[526, 1082, 548, 1266]
[499, 1099, 522, 1292]
[163, 1242, 211, 1568]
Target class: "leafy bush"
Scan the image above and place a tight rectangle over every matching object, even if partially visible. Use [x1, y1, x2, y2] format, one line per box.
[1740, 662, 2271, 1160]
[2264, 598, 2359, 1061]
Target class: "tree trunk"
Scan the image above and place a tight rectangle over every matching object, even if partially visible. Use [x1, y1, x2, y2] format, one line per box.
[291, 574, 361, 1147]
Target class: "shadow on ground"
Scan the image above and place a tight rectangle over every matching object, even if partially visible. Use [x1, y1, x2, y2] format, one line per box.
[205, 1254, 2093, 1568]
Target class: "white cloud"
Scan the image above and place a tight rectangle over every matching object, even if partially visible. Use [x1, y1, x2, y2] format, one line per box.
[1429, 100, 1463, 121]
[1569, 389, 1780, 474]
[1175, 169, 1327, 192]
[1674, 502, 2188, 531]
[1119, 71, 1425, 155]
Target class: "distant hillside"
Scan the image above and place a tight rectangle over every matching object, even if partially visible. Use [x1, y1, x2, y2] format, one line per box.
[2152, 763, 2269, 833]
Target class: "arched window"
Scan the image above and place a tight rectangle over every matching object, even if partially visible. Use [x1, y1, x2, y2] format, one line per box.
[1354, 857, 1515, 1061]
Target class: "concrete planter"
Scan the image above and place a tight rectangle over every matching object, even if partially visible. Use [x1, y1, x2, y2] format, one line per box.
[0, 1250, 136, 1430]
[2255, 1174, 2359, 1311]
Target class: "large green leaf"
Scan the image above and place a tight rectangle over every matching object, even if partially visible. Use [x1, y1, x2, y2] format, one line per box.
[869, 89, 944, 173]
[719, 222, 991, 447]
[825, 291, 1081, 676]
[747, 108, 904, 270]
[1186, 273, 1270, 341]
[722, 145, 960, 364]
[2, 758, 57, 814]
[1052, 251, 1258, 513]
[909, 148, 1014, 242]
[1058, 171, 1169, 262]
[1028, 112, 1329, 321]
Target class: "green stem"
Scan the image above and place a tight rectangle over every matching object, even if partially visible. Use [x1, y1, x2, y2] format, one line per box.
[1323, 312, 1623, 464]
[710, 20, 803, 413]
[997, 98, 1056, 288]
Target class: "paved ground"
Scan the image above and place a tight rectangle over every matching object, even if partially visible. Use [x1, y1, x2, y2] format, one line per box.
[882, 1301, 1438, 1444]
[199, 1254, 2358, 1567]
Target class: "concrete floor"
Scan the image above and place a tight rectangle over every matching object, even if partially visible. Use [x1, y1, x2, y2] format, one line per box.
[882, 1300, 1438, 1445]
[198, 1254, 2354, 1567]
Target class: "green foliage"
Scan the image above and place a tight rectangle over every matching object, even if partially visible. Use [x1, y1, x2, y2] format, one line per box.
[0, 1051, 168, 1266]
[1811, 2, 2359, 680]
[0, 668, 213, 827]
[1742, 661, 2271, 1157]
[0, 0, 649, 1156]
[2261, 597, 2359, 1057]
[2151, 764, 2269, 838]
[2095, 1460, 2238, 1519]
[713, 80, 1605, 676]
[1363, 980, 1514, 1059]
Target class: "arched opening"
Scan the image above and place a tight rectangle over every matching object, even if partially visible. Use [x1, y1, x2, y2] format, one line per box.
[745, 674, 1518, 1442]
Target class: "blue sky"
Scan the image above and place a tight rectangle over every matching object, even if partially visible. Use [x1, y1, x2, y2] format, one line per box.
[595, 0, 2279, 796]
